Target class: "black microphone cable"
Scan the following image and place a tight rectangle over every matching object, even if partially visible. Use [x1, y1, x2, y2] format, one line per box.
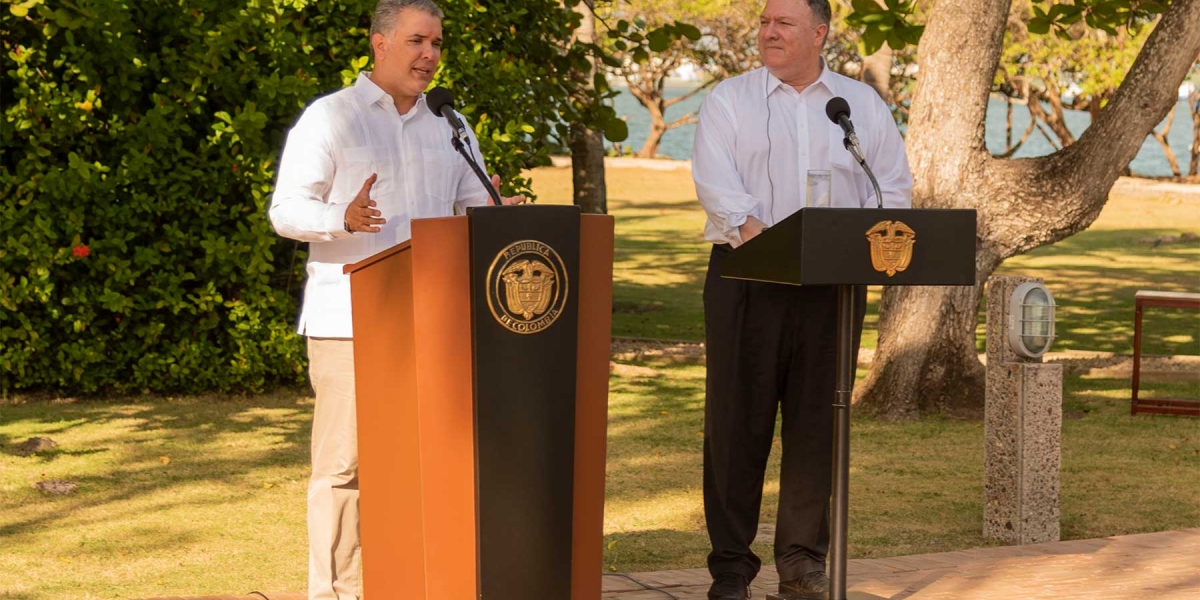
[765, 75, 776, 226]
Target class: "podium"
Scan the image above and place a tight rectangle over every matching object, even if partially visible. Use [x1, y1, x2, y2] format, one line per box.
[343, 205, 613, 600]
[722, 207, 976, 600]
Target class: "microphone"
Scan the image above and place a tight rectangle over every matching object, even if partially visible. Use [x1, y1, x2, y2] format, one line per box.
[426, 86, 504, 206]
[825, 96, 883, 209]
[825, 97, 860, 153]
[427, 86, 469, 144]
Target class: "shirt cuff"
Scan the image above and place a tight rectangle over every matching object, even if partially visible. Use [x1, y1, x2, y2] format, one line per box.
[325, 202, 354, 238]
[724, 207, 761, 246]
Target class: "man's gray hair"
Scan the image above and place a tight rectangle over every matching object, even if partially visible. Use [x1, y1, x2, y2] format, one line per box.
[805, 0, 831, 27]
[370, 0, 444, 39]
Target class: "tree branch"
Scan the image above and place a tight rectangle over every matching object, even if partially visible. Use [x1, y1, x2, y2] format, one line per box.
[983, 0, 1200, 260]
[1191, 89, 1200, 176]
[1051, 0, 1200, 181]
[998, 107, 1039, 158]
[1151, 107, 1182, 177]
[1034, 120, 1062, 151]
[662, 78, 717, 109]
[664, 112, 698, 130]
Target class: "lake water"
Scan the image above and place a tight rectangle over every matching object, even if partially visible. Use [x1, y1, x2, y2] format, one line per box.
[611, 85, 1196, 177]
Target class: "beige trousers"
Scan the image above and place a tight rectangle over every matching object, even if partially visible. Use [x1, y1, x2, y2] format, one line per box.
[306, 338, 361, 600]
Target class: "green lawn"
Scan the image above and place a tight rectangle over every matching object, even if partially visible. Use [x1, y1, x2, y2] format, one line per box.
[0, 394, 311, 599]
[602, 361, 1200, 572]
[1, 167, 1197, 598]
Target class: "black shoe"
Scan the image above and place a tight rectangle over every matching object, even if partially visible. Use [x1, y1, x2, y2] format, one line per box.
[778, 570, 828, 599]
[708, 572, 751, 599]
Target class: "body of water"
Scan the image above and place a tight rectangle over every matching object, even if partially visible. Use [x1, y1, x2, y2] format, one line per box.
[611, 85, 1196, 177]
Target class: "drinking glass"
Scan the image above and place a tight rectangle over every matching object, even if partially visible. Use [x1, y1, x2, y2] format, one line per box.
[806, 170, 832, 208]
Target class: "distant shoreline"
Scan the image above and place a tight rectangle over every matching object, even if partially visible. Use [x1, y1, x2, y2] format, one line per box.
[544, 155, 1200, 192]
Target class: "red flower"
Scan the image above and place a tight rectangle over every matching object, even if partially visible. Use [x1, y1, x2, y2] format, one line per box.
[231, 163, 239, 172]
[72, 245, 90, 258]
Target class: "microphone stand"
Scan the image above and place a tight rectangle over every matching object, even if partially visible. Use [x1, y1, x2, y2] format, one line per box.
[451, 134, 504, 206]
[827, 131, 882, 600]
[844, 134, 884, 209]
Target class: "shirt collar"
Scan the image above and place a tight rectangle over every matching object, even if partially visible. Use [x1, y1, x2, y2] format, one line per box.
[355, 71, 389, 106]
[765, 59, 835, 98]
[354, 71, 429, 118]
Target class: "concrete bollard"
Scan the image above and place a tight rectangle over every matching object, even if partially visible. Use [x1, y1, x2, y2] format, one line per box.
[984, 276, 1062, 544]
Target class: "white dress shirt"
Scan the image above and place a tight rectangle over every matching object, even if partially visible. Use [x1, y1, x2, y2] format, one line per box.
[270, 72, 491, 338]
[693, 65, 913, 247]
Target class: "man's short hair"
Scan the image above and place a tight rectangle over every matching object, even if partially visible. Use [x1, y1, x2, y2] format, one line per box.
[805, 0, 831, 27]
[370, 0, 444, 39]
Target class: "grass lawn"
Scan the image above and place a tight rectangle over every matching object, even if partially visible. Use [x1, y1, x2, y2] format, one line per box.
[1, 166, 1197, 598]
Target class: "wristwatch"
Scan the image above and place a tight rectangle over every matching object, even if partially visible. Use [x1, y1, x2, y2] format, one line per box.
[344, 220, 354, 234]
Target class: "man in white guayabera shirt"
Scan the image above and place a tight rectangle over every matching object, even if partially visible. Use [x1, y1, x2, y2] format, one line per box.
[691, 0, 912, 598]
[269, 1, 523, 598]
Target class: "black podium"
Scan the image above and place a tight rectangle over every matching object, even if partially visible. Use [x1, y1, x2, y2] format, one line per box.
[722, 207, 977, 600]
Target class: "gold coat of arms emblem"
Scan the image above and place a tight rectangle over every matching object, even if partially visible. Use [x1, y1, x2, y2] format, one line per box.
[486, 240, 569, 334]
[865, 220, 916, 277]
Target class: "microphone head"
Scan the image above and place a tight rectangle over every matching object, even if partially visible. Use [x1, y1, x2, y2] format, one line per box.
[427, 86, 454, 118]
[825, 96, 851, 124]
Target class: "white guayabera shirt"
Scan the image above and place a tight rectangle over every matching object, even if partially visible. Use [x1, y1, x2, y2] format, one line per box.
[693, 64, 913, 247]
[270, 72, 490, 338]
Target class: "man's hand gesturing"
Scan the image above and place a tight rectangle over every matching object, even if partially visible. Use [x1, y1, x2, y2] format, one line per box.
[343, 173, 386, 233]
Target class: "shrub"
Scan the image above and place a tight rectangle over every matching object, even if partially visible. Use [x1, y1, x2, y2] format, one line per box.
[0, 0, 592, 395]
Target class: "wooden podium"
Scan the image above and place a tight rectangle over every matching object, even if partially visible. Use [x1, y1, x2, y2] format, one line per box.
[343, 205, 613, 599]
[723, 207, 977, 600]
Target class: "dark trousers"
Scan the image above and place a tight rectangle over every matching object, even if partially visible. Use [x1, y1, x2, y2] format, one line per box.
[703, 243, 866, 582]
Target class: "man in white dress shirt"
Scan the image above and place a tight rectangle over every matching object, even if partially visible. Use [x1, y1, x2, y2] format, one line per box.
[269, 1, 522, 598]
[692, 1, 912, 598]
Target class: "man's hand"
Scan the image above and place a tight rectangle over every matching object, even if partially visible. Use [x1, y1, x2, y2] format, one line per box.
[343, 173, 386, 233]
[738, 215, 767, 243]
[491, 174, 527, 206]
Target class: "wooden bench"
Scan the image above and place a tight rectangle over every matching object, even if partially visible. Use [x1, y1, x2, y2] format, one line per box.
[1132, 291, 1200, 416]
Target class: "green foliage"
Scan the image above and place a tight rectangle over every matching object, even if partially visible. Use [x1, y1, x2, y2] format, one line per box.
[0, 0, 620, 395]
[846, 0, 1166, 51]
[845, 0, 923, 56]
[434, 0, 628, 177]
[1026, 0, 1167, 38]
[998, 5, 1151, 107]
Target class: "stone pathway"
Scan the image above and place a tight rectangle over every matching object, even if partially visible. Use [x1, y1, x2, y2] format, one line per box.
[137, 528, 1200, 599]
[601, 528, 1200, 599]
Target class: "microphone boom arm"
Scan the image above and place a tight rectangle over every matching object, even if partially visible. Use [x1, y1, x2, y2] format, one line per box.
[452, 135, 504, 207]
[844, 135, 884, 209]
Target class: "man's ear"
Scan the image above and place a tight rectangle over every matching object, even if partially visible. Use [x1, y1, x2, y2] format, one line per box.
[371, 32, 388, 60]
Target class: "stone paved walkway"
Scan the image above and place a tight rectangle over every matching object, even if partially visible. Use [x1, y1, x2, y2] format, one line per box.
[140, 528, 1200, 600]
[601, 528, 1200, 599]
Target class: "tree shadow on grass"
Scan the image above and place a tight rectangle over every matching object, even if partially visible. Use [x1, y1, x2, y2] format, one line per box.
[0, 389, 313, 548]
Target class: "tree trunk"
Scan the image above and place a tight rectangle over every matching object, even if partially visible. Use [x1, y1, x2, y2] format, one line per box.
[568, 0, 607, 213]
[861, 44, 893, 103]
[855, 0, 1200, 419]
[1151, 105, 1182, 177]
[570, 124, 607, 213]
[632, 85, 668, 158]
[1190, 89, 1200, 176]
